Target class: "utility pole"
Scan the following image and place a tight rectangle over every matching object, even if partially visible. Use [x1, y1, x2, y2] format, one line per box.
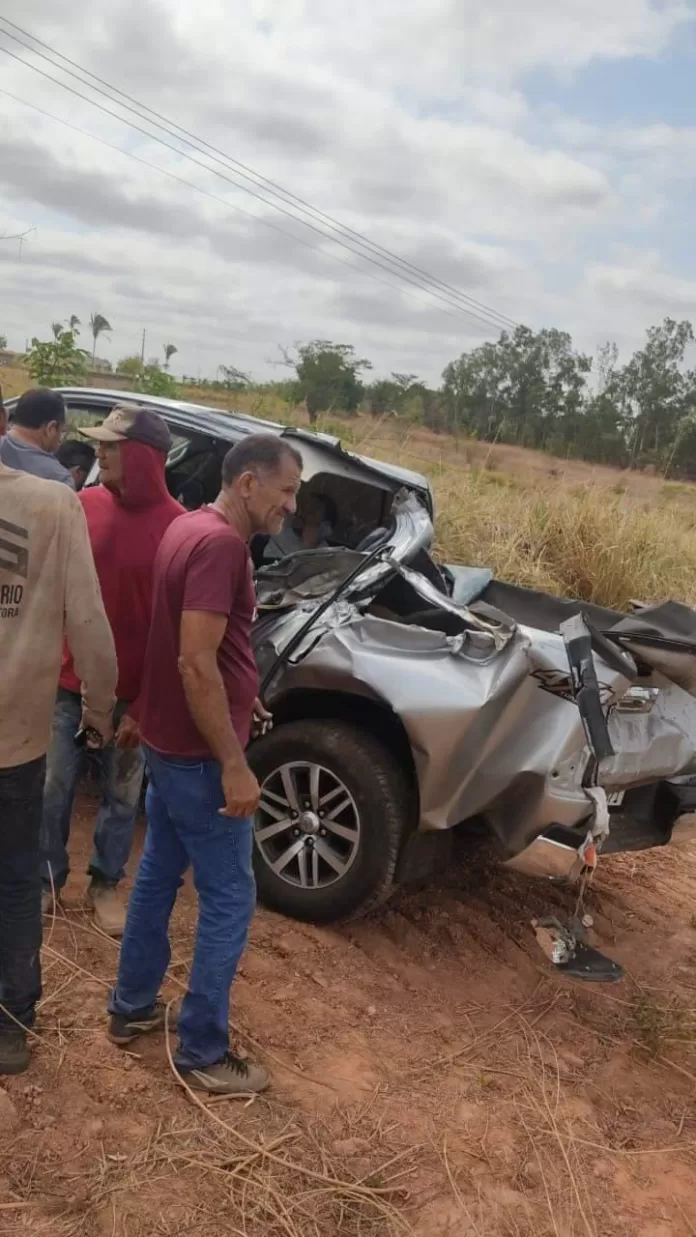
[140, 327, 146, 368]
[0, 226, 35, 259]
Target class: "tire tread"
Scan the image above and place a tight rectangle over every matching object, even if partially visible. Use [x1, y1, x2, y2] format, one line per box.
[248, 719, 411, 922]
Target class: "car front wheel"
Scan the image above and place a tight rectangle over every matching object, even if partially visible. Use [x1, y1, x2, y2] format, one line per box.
[247, 719, 411, 923]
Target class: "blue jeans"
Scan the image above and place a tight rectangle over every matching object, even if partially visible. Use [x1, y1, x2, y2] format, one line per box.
[109, 747, 256, 1070]
[0, 756, 45, 1032]
[41, 689, 144, 891]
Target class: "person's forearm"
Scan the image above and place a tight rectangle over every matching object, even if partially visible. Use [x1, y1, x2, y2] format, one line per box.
[179, 656, 247, 768]
[65, 510, 117, 725]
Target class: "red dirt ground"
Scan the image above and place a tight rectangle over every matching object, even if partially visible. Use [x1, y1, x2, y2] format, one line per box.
[2, 787, 696, 1236]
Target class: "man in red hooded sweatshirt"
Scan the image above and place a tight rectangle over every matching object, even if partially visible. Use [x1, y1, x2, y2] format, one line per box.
[40, 405, 183, 935]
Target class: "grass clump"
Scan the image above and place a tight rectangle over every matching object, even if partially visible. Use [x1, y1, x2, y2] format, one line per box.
[633, 993, 696, 1058]
[431, 467, 696, 610]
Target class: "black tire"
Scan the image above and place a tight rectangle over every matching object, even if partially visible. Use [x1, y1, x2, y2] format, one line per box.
[247, 719, 411, 923]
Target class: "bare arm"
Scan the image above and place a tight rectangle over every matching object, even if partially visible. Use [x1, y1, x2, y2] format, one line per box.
[179, 610, 259, 816]
[63, 499, 117, 740]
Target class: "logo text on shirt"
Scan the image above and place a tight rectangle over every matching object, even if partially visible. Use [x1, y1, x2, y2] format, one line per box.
[0, 517, 29, 580]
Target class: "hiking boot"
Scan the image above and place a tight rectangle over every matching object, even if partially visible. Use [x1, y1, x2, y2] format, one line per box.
[0, 1030, 30, 1076]
[87, 880, 126, 937]
[108, 998, 177, 1046]
[177, 1052, 270, 1095]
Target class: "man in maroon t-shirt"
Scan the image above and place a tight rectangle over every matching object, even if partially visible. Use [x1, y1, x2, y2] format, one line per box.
[107, 434, 302, 1095]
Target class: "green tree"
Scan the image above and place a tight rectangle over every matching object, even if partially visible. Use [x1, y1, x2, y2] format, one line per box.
[114, 354, 177, 396]
[0, 334, 7, 350]
[68, 315, 81, 333]
[291, 340, 372, 424]
[116, 355, 144, 377]
[442, 338, 508, 436]
[25, 329, 88, 386]
[367, 378, 400, 417]
[163, 343, 178, 370]
[558, 342, 628, 466]
[367, 372, 419, 417]
[442, 326, 592, 448]
[89, 313, 112, 364]
[618, 318, 695, 468]
[218, 364, 250, 391]
[138, 366, 179, 397]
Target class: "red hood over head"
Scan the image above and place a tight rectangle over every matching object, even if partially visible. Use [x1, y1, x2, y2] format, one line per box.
[59, 438, 183, 706]
[109, 439, 173, 510]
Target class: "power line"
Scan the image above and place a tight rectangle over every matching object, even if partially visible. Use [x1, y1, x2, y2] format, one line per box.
[0, 226, 34, 241]
[0, 34, 508, 333]
[0, 84, 481, 329]
[0, 14, 520, 333]
[0, 37, 501, 332]
[0, 16, 521, 334]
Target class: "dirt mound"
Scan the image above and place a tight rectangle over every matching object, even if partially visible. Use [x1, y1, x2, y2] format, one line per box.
[3, 793, 696, 1235]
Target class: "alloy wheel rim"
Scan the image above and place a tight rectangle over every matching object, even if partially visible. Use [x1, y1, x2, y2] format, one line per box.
[255, 762, 361, 890]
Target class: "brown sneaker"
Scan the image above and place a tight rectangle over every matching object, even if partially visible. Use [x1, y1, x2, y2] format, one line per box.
[87, 881, 126, 937]
[108, 998, 178, 1045]
[178, 1052, 270, 1095]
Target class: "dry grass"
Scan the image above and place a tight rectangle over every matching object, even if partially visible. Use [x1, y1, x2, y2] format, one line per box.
[431, 470, 696, 610]
[5, 846, 696, 1236]
[343, 416, 696, 610]
[1, 922, 417, 1237]
[0, 363, 29, 400]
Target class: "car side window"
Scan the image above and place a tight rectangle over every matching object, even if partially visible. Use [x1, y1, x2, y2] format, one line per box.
[165, 436, 226, 509]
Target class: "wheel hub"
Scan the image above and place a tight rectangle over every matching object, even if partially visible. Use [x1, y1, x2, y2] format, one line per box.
[298, 810, 320, 835]
[255, 760, 361, 890]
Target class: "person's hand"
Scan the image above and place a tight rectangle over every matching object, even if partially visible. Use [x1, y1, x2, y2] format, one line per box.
[220, 760, 261, 818]
[81, 708, 113, 748]
[115, 714, 141, 750]
[250, 698, 273, 740]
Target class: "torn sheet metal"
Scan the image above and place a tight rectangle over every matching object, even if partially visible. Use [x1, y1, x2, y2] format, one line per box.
[604, 677, 696, 784]
[253, 529, 696, 863]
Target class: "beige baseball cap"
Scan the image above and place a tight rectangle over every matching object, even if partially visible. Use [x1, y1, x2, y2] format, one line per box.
[80, 403, 172, 453]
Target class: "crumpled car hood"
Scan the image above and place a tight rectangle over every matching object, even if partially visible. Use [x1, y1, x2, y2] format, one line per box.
[253, 504, 696, 855]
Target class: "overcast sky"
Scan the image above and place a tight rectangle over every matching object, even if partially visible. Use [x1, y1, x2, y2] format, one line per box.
[1, 1, 696, 383]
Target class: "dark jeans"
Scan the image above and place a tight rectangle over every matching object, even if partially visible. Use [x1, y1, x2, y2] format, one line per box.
[0, 756, 45, 1033]
[109, 747, 255, 1069]
[41, 688, 144, 891]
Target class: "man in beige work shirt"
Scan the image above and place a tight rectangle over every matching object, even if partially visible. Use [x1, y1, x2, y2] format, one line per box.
[0, 461, 117, 1075]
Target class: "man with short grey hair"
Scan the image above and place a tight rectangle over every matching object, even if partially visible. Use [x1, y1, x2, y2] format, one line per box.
[0, 388, 73, 486]
[108, 434, 303, 1095]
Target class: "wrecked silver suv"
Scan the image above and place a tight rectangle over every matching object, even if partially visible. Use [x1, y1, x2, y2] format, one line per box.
[41, 389, 696, 924]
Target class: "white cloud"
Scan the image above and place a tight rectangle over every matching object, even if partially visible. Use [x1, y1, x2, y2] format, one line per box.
[243, 0, 690, 91]
[0, 0, 694, 382]
[585, 255, 696, 316]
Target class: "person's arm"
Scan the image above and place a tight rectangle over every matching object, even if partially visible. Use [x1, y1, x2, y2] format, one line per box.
[63, 497, 117, 742]
[179, 611, 260, 817]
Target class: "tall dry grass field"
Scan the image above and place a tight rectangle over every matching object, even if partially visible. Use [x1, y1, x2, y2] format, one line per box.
[326, 416, 696, 611]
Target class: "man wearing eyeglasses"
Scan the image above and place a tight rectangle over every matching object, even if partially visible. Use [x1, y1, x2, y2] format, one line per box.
[0, 388, 74, 487]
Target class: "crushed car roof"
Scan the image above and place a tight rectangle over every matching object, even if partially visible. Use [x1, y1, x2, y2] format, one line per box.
[48, 387, 432, 504]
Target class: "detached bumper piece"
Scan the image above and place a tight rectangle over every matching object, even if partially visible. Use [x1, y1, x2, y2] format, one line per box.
[505, 823, 598, 881]
[532, 916, 624, 983]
